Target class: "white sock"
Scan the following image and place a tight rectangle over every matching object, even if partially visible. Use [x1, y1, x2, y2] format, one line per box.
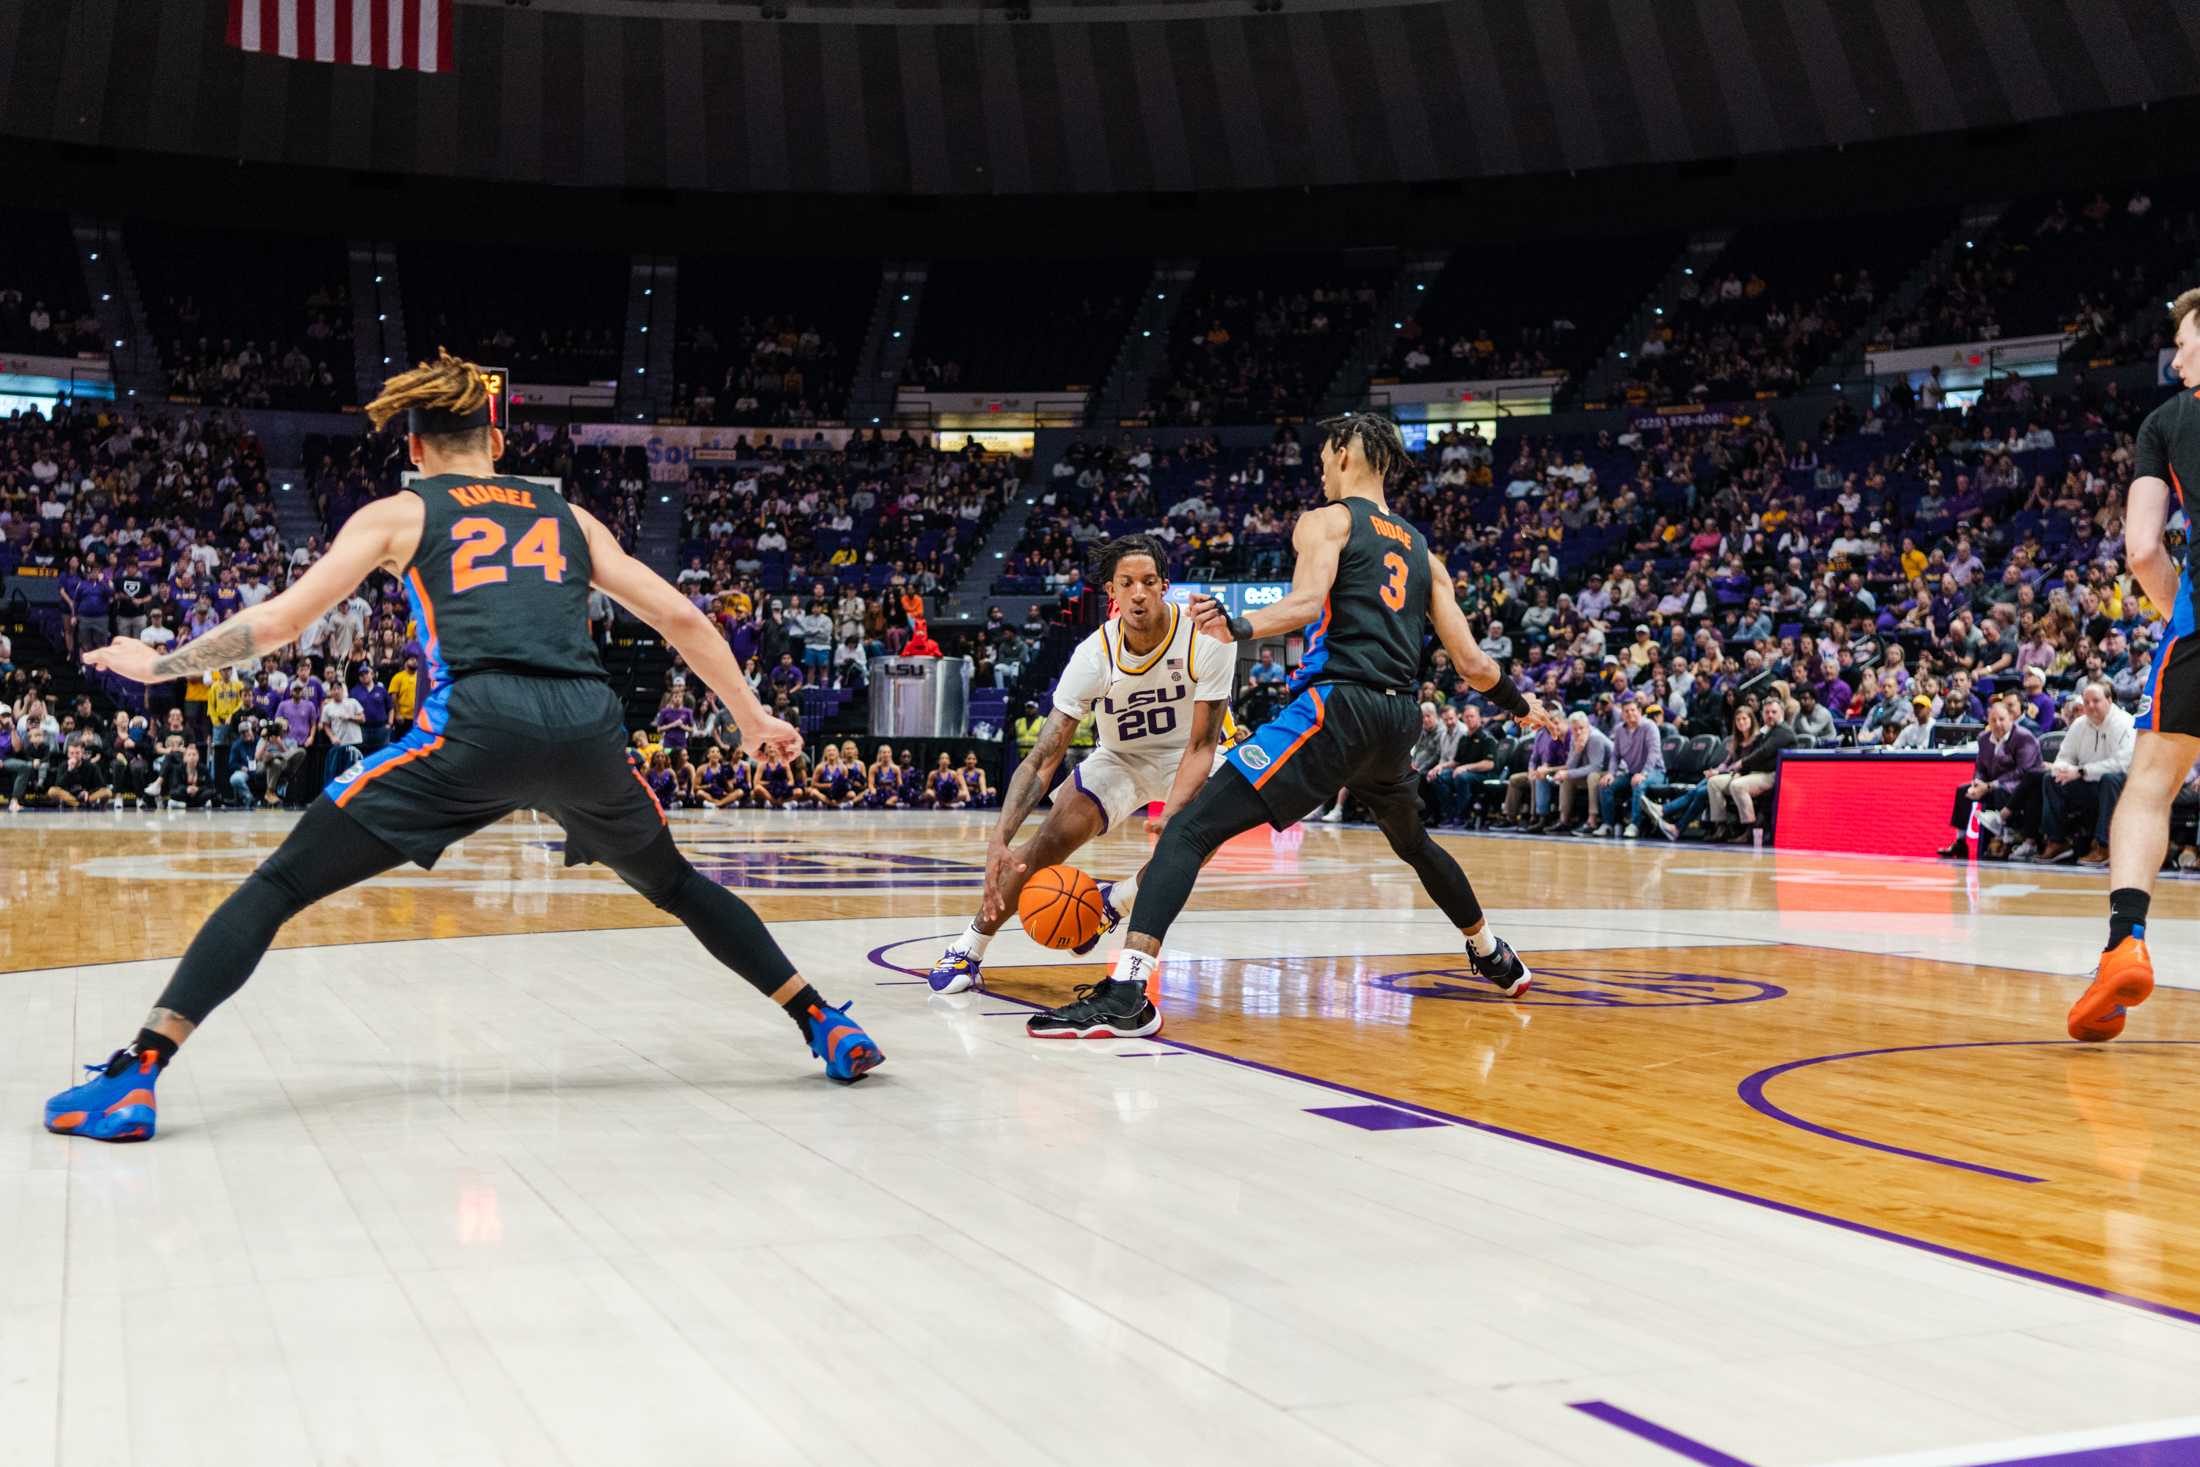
[1102, 873, 1136, 921]
[1110, 949, 1158, 990]
[1465, 925, 1498, 957]
[949, 923, 993, 959]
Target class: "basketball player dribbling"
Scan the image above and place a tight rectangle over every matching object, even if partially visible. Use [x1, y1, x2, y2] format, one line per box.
[2067, 287, 2200, 1042]
[928, 534, 1235, 1015]
[1028, 413, 1562, 1039]
[46, 351, 882, 1142]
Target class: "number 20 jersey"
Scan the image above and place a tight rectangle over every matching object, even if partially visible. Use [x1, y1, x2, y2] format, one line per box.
[402, 472, 609, 687]
[1051, 602, 1236, 755]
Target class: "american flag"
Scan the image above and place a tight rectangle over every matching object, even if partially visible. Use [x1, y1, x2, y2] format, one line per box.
[226, 0, 453, 74]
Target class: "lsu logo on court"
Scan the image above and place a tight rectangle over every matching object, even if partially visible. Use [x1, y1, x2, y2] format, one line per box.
[1369, 967, 1785, 1008]
[1239, 745, 1272, 770]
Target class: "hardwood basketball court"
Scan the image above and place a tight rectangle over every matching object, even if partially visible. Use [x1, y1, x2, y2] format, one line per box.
[6, 808, 2200, 1466]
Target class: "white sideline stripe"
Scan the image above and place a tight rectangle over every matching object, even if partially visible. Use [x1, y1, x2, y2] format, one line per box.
[1822, 1413, 2200, 1467]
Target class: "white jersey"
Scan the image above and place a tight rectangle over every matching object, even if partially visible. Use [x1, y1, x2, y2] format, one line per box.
[1052, 603, 1236, 755]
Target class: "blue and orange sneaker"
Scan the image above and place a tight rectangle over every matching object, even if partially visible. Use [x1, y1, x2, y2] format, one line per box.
[805, 1000, 884, 1083]
[928, 949, 984, 994]
[45, 1048, 161, 1141]
[2069, 936, 2154, 1042]
[1070, 881, 1124, 957]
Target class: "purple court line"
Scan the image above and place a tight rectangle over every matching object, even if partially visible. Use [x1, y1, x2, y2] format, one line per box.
[1567, 1401, 1755, 1466]
[1982, 1433, 2200, 1464]
[1738, 1041, 2200, 1185]
[863, 933, 2200, 1333]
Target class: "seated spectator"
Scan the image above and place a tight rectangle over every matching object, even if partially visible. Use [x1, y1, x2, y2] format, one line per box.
[1594, 697, 1665, 838]
[2028, 682, 2134, 865]
[1430, 705, 1497, 827]
[1499, 722, 1567, 829]
[1550, 711, 1612, 836]
[1939, 700, 2043, 859]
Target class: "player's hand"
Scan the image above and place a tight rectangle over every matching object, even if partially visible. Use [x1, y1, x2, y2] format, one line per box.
[1145, 810, 1170, 837]
[740, 713, 803, 762]
[82, 638, 165, 685]
[981, 841, 1027, 926]
[1521, 695, 1564, 737]
[1190, 594, 1231, 640]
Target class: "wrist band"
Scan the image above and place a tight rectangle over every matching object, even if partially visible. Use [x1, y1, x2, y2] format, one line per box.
[1486, 678, 1529, 717]
[1227, 614, 1255, 642]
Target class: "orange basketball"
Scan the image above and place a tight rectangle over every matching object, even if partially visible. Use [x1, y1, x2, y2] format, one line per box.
[1018, 864, 1106, 950]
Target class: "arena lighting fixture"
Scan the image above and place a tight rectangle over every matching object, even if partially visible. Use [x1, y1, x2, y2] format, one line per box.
[374, 275, 382, 283]
[1393, 321, 1402, 328]
[89, 252, 98, 260]
[100, 293, 109, 302]
[640, 325, 648, 333]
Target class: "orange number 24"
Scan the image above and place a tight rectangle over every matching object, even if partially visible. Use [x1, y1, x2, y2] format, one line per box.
[451, 515, 567, 595]
[1379, 550, 1409, 611]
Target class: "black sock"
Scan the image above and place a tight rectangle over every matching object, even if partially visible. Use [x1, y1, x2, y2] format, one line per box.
[2108, 888, 2151, 951]
[782, 984, 828, 1039]
[120, 1028, 179, 1073]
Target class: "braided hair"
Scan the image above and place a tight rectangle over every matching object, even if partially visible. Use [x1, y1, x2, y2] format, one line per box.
[1317, 411, 1410, 488]
[362, 347, 495, 449]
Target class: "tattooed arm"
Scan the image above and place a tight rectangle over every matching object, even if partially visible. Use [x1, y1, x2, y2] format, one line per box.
[86, 497, 423, 686]
[979, 710, 1079, 924]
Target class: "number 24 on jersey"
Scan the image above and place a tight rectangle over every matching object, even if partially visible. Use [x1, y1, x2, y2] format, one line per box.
[451, 515, 567, 594]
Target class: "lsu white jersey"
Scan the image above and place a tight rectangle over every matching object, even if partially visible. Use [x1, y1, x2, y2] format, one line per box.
[1052, 602, 1237, 755]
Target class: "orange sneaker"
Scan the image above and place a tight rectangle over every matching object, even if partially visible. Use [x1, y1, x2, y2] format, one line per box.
[2068, 937, 2154, 1042]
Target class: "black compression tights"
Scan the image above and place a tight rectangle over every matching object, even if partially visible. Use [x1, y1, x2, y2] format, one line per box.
[1126, 768, 1486, 946]
[156, 802, 797, 1025]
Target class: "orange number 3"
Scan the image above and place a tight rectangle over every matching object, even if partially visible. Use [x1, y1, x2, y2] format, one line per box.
[1379, 550, 1409, 612]
[451, 515, 566, 595]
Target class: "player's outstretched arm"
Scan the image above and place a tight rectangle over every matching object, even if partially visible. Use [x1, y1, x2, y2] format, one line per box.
[85, 495, 421, 684]
[995, 711, 1077, 848]
[981, 711, 1078, 922]
[1191, 504, 1348, 643]
[571, 503, 801, 760]
[2126, 475, 2179, 616]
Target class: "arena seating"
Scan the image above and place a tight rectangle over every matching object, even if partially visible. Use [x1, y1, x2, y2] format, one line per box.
[903, 257, 1146, 393]
[400, 241, 626, 385]
[1384, 231, 1682, 389]
[673, 256, 876, 426]
[0, 208, 100, 359]
[129, 223, 354, 410]
[1148, 255, 1388, 424]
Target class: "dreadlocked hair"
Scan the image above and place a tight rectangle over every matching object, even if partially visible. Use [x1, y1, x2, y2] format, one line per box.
[1089, 532, 1173, 585]
[363, 347, 493, 440]
[1317, 411, 1410, 488]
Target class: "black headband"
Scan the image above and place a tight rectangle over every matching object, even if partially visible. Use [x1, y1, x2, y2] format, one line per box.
[407, 402, 491, 435]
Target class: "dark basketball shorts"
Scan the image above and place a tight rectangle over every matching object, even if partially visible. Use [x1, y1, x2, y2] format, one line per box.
[2136, 626, 2200, 738]
[322, 672, 665, 869]
[1220, 681, 1424, 829]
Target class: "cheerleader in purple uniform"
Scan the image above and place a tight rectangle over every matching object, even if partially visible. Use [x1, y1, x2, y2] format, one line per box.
[959, 751, 995, 809]
[810, 746, 860, 810]
[926, 752, 968, 810]
[644, 752, 680, 811]
[697, 747, 739, 809]
[756, 749, 800, 810]
[866, 745, 905, 809]
[837, 739, 872, 807]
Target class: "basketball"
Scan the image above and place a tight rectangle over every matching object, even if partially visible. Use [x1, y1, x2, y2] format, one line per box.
[1018, 864, 1106, 950]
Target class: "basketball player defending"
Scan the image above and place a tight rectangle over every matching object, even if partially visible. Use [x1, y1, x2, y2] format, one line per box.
[46, 351, 881, 1142]
[928, 533, 1235, 1001]
[1029, 413, 1560, 1039]
[2066, 289, 2200, 1042]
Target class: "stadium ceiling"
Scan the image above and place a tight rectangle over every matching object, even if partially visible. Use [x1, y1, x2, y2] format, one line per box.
[5, 0, 2195, 199]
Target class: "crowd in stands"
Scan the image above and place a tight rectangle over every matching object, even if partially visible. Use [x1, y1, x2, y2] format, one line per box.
[676, 316, 848, 427]
[904, 259, 1144, 396]
[131, 228, 354, 411]
[668, 429, 1021, 716]
[0, 288, 101, 359]
[1883, 189, 2196, 364]
[623, 705, 999, 813]
[1026, 366, 2188, 863]
[0, 210, 100, 359]
[401, 243, 626, 385]
[1148, 263, 1383, 424]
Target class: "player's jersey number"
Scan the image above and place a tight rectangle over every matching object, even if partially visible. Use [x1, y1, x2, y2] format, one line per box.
[1379, 551, 1409, 612]
[1116, 704, 1178, 742]
[451, 515, 568, 594]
